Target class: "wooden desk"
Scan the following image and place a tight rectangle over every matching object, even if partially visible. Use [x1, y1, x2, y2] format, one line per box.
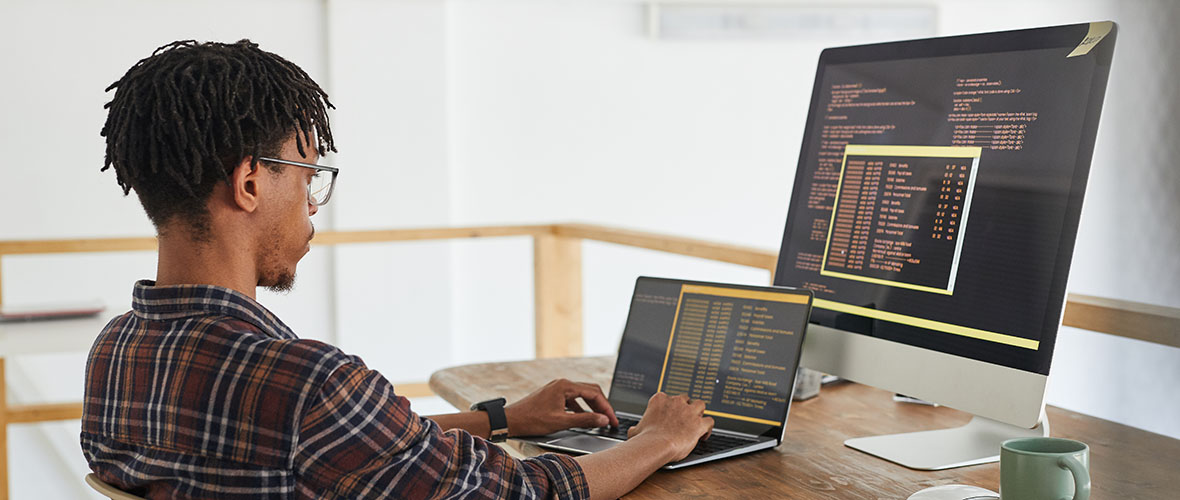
[430, 356, 1179, 499]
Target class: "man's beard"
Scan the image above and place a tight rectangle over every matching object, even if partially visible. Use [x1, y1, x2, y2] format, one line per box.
[260, 223, 307, 294]
[265, 271, 296, 294]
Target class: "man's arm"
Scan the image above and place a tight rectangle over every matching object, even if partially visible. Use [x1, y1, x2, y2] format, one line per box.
[576, 393, 713, 500]
[426, 411, 493, 438]
[428, 383, 715, 499]
[297, 364, 591, 499]
[431, 387, 715, 500]
[427, 379, 619, 438]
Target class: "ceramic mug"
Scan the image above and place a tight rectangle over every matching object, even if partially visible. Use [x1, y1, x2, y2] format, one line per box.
[1000, 437, 1090, 500]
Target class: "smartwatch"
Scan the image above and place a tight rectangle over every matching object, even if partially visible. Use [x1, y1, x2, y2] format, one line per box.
[470, 397, 509, 442]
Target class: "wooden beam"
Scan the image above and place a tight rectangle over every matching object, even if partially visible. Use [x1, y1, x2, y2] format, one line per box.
[1063, 293, 1180, 349]
[0, 225, 555, 257]
[311, 225, 552, 246]
[5, 403, 83, 424]
[395, 382, 435, 399]
[0, 237, 157, 256]
[533, 234, 584, 358]
[553, 223, 777, 271]
[1, 358, 9, 500]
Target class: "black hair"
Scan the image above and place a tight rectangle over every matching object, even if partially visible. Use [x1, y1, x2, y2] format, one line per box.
[100, 39, 336, 238]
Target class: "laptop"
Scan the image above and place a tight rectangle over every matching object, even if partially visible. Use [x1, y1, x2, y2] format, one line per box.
[520, 276, 813, 468]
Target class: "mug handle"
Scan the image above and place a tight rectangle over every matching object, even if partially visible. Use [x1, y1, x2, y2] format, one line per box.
[1057, 456, 1091, 500]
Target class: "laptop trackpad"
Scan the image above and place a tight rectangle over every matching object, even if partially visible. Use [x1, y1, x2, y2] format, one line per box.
[546, 434, 622, 453]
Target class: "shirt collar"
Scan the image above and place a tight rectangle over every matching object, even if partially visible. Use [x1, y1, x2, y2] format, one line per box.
[131, 280, 297, 340]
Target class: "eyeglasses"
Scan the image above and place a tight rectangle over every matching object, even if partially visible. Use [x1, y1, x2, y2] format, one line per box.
[257, 157, 339, 206]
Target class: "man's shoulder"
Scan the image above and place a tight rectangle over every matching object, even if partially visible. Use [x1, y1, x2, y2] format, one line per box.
[84, 310, 364, 467]
[94, 309, 361, 388]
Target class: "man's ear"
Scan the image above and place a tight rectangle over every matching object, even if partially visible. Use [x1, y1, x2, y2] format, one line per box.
[229, 157, 264, 213]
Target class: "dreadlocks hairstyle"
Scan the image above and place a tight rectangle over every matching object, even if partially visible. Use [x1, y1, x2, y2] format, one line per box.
[101, 39, 336, 239]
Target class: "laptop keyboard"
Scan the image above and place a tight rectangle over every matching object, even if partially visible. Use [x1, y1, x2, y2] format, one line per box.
[574, 416, 758, 458]
[687, 433, 757, 457]
[577, 416, 639, 440]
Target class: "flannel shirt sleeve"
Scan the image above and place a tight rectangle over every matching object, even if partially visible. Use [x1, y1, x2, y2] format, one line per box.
[294, 361, 590, 499]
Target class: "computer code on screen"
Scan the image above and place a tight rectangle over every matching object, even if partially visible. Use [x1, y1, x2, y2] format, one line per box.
[610, 279, 810, 430]
[655, 285, 808, 425]
[777, 40, 1105, 374]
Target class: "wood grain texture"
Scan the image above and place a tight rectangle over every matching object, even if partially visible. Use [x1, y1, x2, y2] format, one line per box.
[553, 223, 779, 271]
[5, 402, 83, 424]
[533, 234, 584, 358]
[429, 356, 1180, 500]
[392, 382, 434, 399]
[0, 237, 158, 256]
[0, 227, 549, 256]
[0, 358, 8, 500]
[310, 225, 551, 246]
[1063, 293, 1180, 349]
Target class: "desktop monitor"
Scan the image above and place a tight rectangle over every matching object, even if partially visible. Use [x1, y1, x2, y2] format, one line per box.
[773, 22, 1116, 470]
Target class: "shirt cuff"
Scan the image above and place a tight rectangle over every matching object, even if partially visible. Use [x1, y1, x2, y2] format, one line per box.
[526, 453, 591, 500]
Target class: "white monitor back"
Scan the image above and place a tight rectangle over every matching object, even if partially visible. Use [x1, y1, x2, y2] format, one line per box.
[801, 324, 1046, 428]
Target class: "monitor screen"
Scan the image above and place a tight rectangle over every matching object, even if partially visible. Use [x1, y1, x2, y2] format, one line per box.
[774, 23, 1115, 375]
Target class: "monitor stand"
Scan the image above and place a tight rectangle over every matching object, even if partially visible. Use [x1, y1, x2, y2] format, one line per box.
[844, 412, 1049, 470]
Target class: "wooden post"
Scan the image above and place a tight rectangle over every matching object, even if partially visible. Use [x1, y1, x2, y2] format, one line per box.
[1, 357, 9, 500]
[533, 234, 583, 358]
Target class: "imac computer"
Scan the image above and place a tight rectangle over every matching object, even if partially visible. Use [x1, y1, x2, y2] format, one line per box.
[773, 22, 1116, 470]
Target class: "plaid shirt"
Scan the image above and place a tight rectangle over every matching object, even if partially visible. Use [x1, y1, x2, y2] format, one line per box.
[81, 280, 589, 499]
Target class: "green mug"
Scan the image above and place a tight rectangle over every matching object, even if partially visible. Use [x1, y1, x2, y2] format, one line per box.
[1000, 437, 1090, 500]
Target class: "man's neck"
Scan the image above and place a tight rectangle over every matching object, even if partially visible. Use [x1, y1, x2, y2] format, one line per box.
[154, 232, 258, 300]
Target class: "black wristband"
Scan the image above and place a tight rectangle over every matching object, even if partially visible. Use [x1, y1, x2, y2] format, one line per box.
[470, 397, 508, 442]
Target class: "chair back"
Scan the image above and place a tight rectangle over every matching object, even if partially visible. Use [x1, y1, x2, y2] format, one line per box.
[84, 474, 147, 500]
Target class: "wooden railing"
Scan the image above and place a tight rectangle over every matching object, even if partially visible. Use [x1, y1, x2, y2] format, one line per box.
[1, 222, 1178, 499]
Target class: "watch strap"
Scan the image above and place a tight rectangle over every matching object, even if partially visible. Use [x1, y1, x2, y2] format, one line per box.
[470, 397, 509, 442]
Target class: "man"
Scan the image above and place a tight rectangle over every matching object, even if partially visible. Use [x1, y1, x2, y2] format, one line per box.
[83, 40, 713, 499]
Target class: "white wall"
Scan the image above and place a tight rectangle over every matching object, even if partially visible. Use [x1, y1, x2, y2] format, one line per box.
[0, 1, 331, 498]
[445, 0, 1180, 438]
[2, 0, 1178, 498]
[327, 0, 457, 384]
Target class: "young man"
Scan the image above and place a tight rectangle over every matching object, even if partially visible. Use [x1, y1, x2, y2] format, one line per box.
[83, 40, 713, 499]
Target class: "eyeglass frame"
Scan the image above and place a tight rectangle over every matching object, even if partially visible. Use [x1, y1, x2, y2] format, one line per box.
[257, 156, 339, 206]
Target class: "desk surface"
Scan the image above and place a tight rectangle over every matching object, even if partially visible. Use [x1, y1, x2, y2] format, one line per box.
[429, 356, 1178, 499]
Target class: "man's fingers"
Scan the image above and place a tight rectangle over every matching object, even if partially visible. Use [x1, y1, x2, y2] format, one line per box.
[564, 382, 618, 427]
[564, 409, 609, 429]
[700, 416, 715, 441]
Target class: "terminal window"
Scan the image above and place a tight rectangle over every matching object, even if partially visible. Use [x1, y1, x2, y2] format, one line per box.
[821, 145, 982, 295]
[656, 285, 808, 426]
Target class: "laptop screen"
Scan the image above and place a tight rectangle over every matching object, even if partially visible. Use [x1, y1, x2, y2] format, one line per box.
[608, 277, 813, 438]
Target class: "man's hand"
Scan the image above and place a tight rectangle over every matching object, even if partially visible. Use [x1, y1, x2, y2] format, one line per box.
[626, 392, 714, 462]
[504, 378, 619, 437]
